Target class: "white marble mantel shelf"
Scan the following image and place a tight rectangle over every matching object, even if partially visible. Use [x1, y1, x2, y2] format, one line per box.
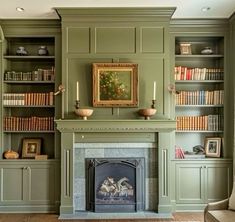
[55, 119, 176, 133]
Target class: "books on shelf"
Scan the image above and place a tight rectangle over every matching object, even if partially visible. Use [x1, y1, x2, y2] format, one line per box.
[176, 115, 223, 131]
[175, 146, 185, 159]
[176, 90, 224, 105]
[174, 66, 223, 81]
[4, 116, 54, 131]
[3, 92, 54, 106]
[4, 67, 55, 81]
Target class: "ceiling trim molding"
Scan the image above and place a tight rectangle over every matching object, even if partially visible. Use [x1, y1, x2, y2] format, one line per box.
[170, 19, 229, 27]
[170, 19, 229, 33]
[0, 19, 61, 36]
[55, 7, 176, 22]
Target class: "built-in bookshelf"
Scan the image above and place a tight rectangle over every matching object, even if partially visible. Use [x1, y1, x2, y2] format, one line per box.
[174, 36, 224, 157]
[2, 37, 56, 159]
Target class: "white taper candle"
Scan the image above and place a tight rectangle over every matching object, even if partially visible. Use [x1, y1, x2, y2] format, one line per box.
[76, 81, 79, 100]
[153, 81, 156, 100]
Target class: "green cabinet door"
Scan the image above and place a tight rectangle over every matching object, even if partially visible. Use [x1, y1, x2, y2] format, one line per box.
[0, 161, 58, 212]
[175, 163, 205, 204]
[174, 160, 233, 211]
[26, 164, 55, 204]
[205, 163, 232, 203]
[0, 164, 25, 204]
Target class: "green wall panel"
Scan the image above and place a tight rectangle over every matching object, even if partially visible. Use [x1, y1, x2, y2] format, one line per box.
[67, 27, 90, 53]
[141, 27, 164, 53]
[95, 27, 136, 54]
[66, 57, 164, 117]
[59, 9, 172, 123]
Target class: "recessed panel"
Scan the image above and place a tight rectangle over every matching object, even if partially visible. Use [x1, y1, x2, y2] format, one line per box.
[207, 166, 229, 201]
[30, 167, 53, 201]
[95, 27, 135, 53]
[176, 166, 203, 203]
[2, 168, 23, 201]
[141, 27, 164, 53]
[67, 27, 90, 53]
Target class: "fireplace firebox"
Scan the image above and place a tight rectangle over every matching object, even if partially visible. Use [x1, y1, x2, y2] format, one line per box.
[86, 158, 145, 212]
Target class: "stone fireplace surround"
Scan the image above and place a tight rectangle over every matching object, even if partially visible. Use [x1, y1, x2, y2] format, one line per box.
[56, 119, 175, 219]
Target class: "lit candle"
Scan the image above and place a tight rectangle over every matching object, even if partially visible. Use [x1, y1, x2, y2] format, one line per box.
[76, 81, 79, 101]
[153, 81, 156, 100]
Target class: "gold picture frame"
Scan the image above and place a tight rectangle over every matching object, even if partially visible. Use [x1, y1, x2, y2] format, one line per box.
[92, 63, 138, 107]
[205, 137, 221, 158]
[180, 43, 192, 55]
[22, 138, 41, 158]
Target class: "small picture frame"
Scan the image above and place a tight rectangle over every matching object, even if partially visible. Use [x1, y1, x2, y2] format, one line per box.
[205, 137, 221, 158]
[22, 138, 41, 158]
[180, 43, 192, 55]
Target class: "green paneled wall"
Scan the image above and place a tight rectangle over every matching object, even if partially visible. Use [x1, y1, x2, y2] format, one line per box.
[57, 8, 175, 119]
[67, 27, 90, 53]
[95, 27, 136, 53]
[141, 27, 164, 53]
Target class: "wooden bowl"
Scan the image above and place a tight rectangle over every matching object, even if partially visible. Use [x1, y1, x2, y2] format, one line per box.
[138, 108, 156, 120]
[74, 108, 93, 120]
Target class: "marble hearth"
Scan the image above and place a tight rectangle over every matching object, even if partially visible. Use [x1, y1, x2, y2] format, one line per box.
[56, 119, 175, 218]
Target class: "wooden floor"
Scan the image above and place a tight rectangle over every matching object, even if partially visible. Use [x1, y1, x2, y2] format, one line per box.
[0, 212, 204, 222]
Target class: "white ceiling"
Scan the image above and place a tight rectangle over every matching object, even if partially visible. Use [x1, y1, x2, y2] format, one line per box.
[0, 0, 235, 19]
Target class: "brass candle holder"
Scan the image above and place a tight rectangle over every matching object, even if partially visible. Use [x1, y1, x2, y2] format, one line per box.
[151, 99, 156, 109]
[138, 99, 157, 120]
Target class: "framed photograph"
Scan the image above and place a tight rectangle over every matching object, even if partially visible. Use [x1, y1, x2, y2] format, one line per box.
[92, 63, 138, 107]
[204, 137, 221, 157]
[180, 43, 192, 55]
[22, 138, 41, 158]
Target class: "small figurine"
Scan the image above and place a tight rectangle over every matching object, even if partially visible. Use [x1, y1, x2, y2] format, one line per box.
[16, 46, 28, 56]
[38, 46, 48, 56]
[201, 47, 213, 55]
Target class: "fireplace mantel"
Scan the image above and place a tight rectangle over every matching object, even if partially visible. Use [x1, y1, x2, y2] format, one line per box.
[55, 118, 176, 217]
[55, 119, 176, 133]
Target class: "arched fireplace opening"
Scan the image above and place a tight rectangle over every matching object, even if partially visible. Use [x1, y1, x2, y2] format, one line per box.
[86, 158, 145, 212]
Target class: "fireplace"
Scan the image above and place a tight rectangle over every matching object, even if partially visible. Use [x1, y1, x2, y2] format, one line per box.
[86, 158, 145, 212]
[55, 119, 176, 217]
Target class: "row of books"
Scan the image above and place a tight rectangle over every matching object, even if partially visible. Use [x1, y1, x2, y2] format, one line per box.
[3, 92, 54, 106]
[175, 146, 185, 159]
[174, 66, 224, 80]
[176, 90, 224, 105]
[4, 67, 55, 81]
[4, 116, 54, 131]
[176, 115, 223, 131]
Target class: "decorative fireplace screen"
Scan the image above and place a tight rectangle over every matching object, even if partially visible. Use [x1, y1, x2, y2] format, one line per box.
[86, 158, 145, 212]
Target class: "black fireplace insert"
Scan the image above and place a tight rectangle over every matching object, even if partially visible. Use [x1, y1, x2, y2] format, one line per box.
[86, 158, 145, 212]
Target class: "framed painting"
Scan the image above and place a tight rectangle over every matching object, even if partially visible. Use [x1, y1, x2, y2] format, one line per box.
[92, 63, 138, 107]
[22, 138, 41, 158]
[204, 137, 221, 158]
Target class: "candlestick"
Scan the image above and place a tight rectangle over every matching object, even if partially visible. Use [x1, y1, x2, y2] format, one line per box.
[151, 99, 156, 109]
[153, 81, 156, 100]
[75, 100, 80, 109]
[76, 81, 79, 101]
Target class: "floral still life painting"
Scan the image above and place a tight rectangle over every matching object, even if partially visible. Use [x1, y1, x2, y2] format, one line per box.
[93, 63, 138, 107]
